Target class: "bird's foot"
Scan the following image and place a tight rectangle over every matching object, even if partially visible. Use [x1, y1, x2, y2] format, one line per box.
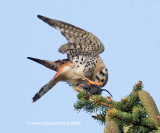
[80, 75, 103, 87]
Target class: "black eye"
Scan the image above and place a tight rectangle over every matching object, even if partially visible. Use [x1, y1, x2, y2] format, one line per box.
[101, 79, 104, 83]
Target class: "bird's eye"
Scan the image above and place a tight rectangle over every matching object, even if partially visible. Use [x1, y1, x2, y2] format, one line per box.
[100, 79, 104, 83]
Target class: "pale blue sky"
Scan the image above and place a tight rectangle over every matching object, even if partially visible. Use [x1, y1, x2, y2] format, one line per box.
[1, 0, 160, 133]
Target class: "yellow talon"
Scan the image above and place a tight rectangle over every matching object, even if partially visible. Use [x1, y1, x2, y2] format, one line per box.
[81, 75, 103, 86]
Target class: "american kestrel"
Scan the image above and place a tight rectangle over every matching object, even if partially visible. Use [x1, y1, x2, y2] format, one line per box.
[28, 15, 108, 102]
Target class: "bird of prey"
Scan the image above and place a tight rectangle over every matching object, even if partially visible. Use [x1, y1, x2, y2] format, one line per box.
[28, 15, 109, 103]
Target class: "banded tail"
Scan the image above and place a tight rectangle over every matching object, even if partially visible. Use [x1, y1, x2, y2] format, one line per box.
[31, 62, 72, 102]
[32, 78, 57, 103]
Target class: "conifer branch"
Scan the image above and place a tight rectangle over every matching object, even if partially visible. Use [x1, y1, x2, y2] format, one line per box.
[74, 81, 160, 132]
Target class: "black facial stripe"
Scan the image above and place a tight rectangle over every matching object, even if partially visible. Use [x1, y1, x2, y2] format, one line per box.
[96, 75, 100, 82]
[100, 70, 105, 76]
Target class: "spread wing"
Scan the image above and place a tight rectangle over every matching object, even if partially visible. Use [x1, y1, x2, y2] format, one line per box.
[37, 15, 104, 56]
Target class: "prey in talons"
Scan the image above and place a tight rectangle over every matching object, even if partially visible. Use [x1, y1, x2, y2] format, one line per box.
[79, 81, 112, 97]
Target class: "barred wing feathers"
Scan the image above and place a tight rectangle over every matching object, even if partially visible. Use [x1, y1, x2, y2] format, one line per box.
[37, 15, 104, 56]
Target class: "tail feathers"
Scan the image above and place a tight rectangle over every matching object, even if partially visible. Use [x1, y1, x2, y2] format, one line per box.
[32, 66, 65, 103]
[32, 79, 57, 103]
[101, 89, 113, 97]
[31, 60, 71, 103]
[32, 84, 47, 102]
[27, 57, 68, 71]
